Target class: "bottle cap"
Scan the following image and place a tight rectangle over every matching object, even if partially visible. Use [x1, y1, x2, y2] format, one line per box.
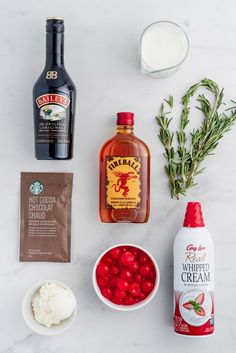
[46, 17, 64, 21]
[117, 112, 134, 126]
[183, 202, 205, 227]
[46, 18, 64, 33]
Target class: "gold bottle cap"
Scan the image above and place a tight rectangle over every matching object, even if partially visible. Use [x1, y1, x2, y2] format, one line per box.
[46, 17, 64, 21]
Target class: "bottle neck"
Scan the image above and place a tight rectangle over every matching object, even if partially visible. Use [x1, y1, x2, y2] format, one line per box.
[116, 125, 134, 134]
[45, 32, 64, 67]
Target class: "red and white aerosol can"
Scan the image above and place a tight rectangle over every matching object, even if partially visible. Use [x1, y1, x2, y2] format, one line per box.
[174, 202, 214, 336]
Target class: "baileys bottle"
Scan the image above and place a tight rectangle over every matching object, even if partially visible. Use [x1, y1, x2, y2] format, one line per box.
[33, 18, 76, 160]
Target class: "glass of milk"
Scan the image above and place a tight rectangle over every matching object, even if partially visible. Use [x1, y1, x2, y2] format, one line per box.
[140, 21, 189, 78]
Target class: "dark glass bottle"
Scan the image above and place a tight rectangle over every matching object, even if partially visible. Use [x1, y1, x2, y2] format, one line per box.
[33, 18, 76, 160]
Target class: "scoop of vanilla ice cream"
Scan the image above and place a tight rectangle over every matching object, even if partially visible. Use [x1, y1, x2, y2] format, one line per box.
[32, 282, 76, 327]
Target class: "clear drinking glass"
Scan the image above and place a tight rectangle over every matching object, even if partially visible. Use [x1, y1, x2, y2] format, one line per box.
[140, 21, 189, 78]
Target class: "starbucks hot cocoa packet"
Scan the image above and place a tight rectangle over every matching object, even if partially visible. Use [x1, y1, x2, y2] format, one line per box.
[20, 172, 73, 262]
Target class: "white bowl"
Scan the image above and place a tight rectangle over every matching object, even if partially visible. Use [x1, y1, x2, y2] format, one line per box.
[22, 280, 77, 335]
[92, 243, 160, 311]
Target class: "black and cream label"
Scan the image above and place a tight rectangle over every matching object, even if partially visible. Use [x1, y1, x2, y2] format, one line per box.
[35, 93, 70, 144]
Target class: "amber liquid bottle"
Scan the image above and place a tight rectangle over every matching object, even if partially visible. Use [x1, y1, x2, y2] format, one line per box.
[33, 18, 76, 160]
[99, 112, 150, 223]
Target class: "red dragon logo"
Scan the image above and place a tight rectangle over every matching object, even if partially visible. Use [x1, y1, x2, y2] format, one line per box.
[112, 171, 137, 197]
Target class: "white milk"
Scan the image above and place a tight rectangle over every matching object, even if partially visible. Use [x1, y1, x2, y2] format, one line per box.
[140, 22, 189, 78]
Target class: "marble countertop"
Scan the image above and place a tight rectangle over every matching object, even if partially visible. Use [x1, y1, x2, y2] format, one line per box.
[1, 0, 236, 352]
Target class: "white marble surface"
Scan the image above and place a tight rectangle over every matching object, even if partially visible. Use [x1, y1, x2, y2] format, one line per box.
[0, 0, 236, 351]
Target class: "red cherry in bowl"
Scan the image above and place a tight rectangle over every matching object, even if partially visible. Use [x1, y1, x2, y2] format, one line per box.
[96, 262, 109, 277]
[129, 261, 139, 272]
[102, 287, 113, 299]
[111, 297, 123, 305]
[97, 276, 109, 287]
[120, 269, 133, 281]
[139, 253, 149, 264]
[130, 247, 139, 258]
[129, 282, 141, 297]
[110, 265, 120, 275]
[109, 247, 121, 259]
[115, 289, 126, 299]
[134, 273, 142, 284]
[142, 280, 154, 293]
[102, 255, 113, 266]
[120, 252, 135, 266]
[117, 279, 129, 291]
[124, 296, 136, 305]
[139, 291, 147, 300]
[110, 277, 119, 287]
[139, 264, 151, 276]
[147, 270, 156, 280]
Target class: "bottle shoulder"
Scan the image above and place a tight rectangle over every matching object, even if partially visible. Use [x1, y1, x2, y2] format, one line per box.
[100, 133, 150, 157]
[100, 135, 116, 150]
[33, 66, 76, 96]
[134, 135, 150, 152]
[174, 227, 213, 244]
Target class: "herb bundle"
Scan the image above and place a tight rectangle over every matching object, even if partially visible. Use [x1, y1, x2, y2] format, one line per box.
[156, 78, 236, 199]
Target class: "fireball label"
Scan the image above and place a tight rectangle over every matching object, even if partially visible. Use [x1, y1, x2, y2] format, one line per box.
[35, 93, 70, 144]
[106, 156, 141, 209]
[174, 236, 214, 336]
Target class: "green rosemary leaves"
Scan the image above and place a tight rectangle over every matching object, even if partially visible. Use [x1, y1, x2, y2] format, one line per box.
[156, 78, 236, 199]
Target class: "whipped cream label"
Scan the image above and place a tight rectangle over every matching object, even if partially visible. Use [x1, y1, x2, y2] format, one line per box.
[174, 229, 214, 336]
[179, 243, 212, 286]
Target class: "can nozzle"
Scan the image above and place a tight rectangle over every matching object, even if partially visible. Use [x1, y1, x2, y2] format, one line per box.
[183, 202, 205, 227]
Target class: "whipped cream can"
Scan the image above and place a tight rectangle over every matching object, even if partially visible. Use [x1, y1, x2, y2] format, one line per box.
[174, 202, 214, 336]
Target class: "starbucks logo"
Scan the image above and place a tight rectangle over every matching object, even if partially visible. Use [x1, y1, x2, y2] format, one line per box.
[30, 180, 44, 195]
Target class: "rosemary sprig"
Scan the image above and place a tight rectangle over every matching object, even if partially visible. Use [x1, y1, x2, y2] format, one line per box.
[156, 78, 236, 199]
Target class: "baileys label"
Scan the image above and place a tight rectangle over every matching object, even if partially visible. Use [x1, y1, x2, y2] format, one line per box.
[36, 94, 70, 108]
[35, 92, 70, 145]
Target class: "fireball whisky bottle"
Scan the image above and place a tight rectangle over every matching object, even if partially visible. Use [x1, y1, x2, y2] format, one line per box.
[99, 112, 150, 223]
